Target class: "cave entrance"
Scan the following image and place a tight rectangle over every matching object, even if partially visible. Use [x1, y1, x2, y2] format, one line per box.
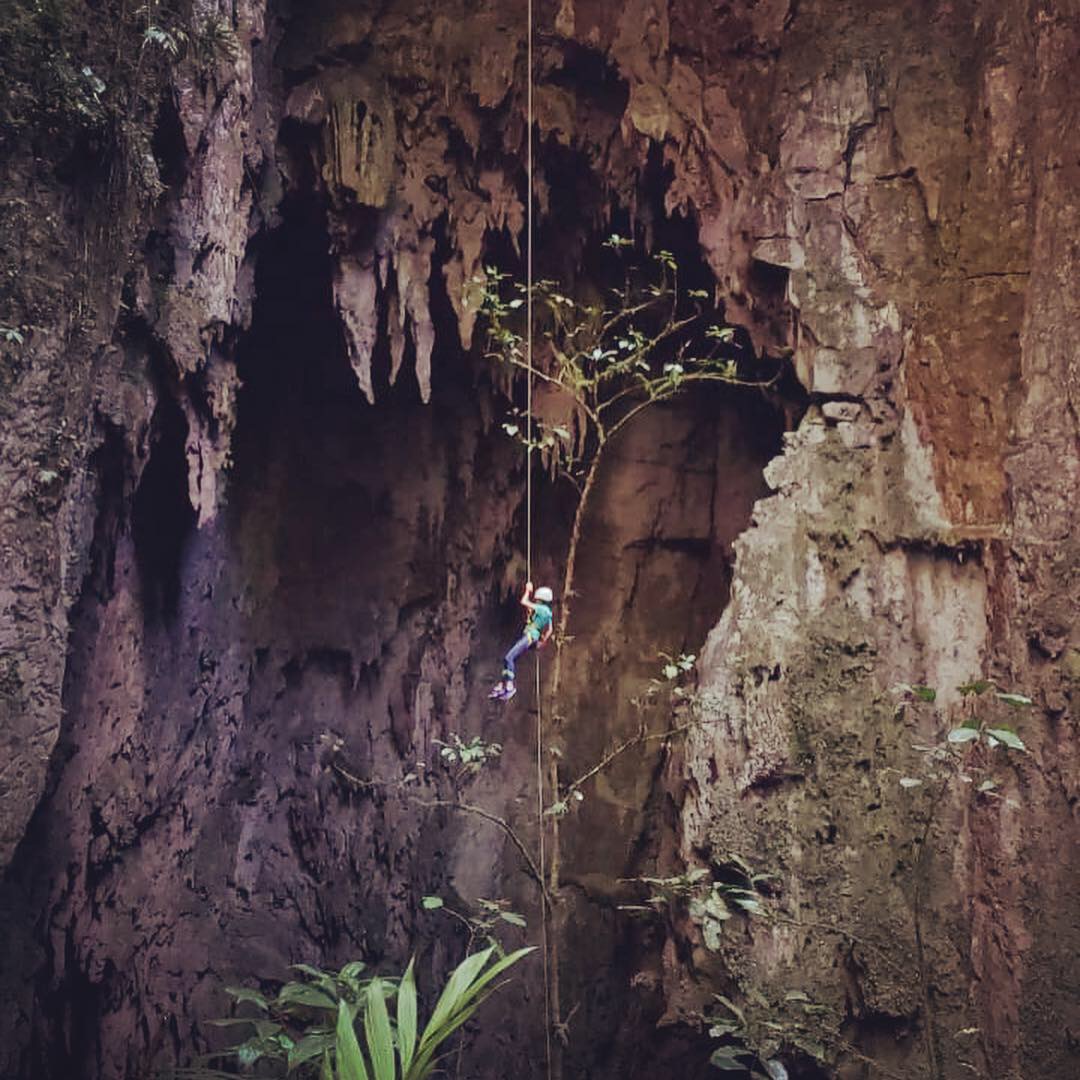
[132, 388, 196, 623]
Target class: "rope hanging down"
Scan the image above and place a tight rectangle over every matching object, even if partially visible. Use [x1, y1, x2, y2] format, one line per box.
[524, 2, 553, 1077]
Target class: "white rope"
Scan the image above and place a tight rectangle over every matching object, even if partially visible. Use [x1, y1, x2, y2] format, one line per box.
[524, 4, 553, 1077]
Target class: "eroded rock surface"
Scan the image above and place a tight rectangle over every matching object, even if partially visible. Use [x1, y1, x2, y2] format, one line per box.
[1, 0, 1078, 1078]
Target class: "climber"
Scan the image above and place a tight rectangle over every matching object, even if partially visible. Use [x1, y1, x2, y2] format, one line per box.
[489, 581, 554, 701]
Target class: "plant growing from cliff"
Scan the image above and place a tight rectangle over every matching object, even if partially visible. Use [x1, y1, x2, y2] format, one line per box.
[432, 733, 502, 781]
[892, 679, 1031, 1080]
[893, 680, 1030, 803]
[704, 987, 893, 1079]
[1, 0, 239, 207]
[618, 862, 770, 952]
[422, 894, 527, 953]
[544, 651, 698, 819]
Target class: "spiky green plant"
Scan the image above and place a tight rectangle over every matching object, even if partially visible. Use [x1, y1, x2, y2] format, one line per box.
[162, 946, 533, 1080]
[331, 946, 534, 1080]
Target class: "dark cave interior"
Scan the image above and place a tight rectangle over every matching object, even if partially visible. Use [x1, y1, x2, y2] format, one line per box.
[0, 63, 796, 1080]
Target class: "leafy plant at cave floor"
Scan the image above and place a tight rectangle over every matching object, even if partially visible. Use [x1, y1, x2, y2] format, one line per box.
[701, 984, 905, 1079]
[162, 945, 533, 1080]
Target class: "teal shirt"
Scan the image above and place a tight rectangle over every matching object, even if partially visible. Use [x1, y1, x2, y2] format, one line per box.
[525, 602, 553, 642]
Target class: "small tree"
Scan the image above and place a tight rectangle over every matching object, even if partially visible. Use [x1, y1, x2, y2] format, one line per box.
[475, 240, 779, 1076]
[478, 236, 776, 705]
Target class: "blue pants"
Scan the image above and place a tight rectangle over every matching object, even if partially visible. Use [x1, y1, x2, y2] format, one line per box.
[502, 634, 535, 681]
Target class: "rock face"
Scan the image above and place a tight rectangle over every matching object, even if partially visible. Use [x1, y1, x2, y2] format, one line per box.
[669, 3, 1080, 1079]
[0, 0, 1077, 1078]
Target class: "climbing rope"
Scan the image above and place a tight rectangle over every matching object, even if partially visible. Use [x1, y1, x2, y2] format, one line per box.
[524, 2, 553, 1077]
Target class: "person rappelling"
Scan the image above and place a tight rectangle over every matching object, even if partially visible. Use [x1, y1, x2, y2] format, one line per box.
[489, 581, 554, 701]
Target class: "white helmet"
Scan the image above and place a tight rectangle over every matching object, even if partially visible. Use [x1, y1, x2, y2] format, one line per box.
[534, 586, 554, 603]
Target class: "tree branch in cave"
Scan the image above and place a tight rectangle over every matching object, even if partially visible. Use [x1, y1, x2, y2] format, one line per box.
[476, 241, 791, 1080]
[562, 716, 697, 798]
[331, 760, 551, 905]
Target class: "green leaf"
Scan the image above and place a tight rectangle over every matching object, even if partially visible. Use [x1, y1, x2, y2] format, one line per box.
[912, 685, 937, 702]
[205, 1016, 276, 1030]
[784, 990, 811, 1002]
[277, 983, 338, 1010]
[947, 727, 980, 743]
[291, 964, 340, 995]
[500, 911, 527, 927]
[288, 1032, 336, 1071]
[977, 779, 999, 793]
[292, 963, 330, 979]
[899, 777, 923, 788]
[709, 1050, 748, 1070]
[364, 979, 395, 1080]
[420, 947, 496, 1048]
[339, 961, 367, 981]
[996, 693, 1033, 708]
[412, 947, 534, 1076]
[732, 896, 763, 915]
[421, 896, 444, 910]
[397, 959, 417, 1075]
[236, 1040, 264, 1067]
[225, 986, 270, 1011]
[958, 680, 995, 696]
[321, 1051, 334, 1080]
[986, 727, 1026, 751]
[712, 995, 746, 1025]
[336, 1000, 369, 1080]
[708, 1021, 740, 1037]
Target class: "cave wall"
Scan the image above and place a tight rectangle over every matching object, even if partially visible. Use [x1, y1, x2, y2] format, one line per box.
[664, 2, 1080, 1079]
[1, 0, 1078, 1078]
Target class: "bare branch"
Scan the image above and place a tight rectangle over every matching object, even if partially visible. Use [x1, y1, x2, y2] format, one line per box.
[565, 719, 697, 795]
[332, 761, 551, 905]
